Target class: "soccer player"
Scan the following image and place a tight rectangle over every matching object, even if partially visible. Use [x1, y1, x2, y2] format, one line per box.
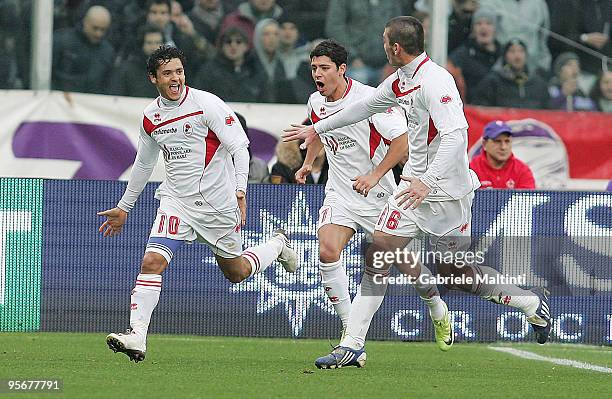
[297, 40, 455, 369]
[284, 16, 551, 366]
[98, 45, 297, 363]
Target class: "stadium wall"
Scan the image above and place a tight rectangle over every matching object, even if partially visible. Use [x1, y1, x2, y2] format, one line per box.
[0, 178, 610, 345]
[1, 90, 611, 190]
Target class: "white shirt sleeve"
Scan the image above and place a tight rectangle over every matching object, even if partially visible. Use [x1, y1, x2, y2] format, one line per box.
[233, 146, 249, 193]
[369, 106, 408, 141]
[201, 94, 250, 155]
[117, 127, 160, 212]
[420, 130, 465, 189]
[201, 93, 251, 192]
[419, 71, 469, 188]
[422, 72, 468, 136]
[314, 76, 398, 133]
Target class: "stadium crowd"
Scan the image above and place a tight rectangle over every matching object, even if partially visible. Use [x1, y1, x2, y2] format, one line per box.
[1, 0, 610, 112]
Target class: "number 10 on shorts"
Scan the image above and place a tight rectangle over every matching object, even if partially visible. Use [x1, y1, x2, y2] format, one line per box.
[156, 214, 181, 236]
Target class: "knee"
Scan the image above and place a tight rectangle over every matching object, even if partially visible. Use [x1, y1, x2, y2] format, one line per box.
[319, 242, 341, 264]
[141, 252, 167, 274]
[221, 265, 250, 284]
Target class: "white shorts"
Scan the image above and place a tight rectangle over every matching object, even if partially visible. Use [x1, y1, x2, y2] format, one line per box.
[317, 193, 382, 238]
[375, 191, 474, 253]
[146, 195, 242, 262]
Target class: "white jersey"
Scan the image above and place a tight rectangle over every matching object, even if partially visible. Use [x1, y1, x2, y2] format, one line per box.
[118, 86, 249, 214]
[314, 53, 480, 201]
[308, 79, 407, 211]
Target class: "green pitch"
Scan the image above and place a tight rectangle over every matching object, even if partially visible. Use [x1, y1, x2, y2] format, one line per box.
[1, 333, 610, 398]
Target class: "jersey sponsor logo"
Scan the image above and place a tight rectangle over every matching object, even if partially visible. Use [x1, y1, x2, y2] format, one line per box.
[161, 144, 191, 161]
[323, 136, 339, 155]
[506, 179, 516, 189]
[225, 115, 236, 126]
[153, 127, 177, 137]
[440, 95, 452, 104]
[183, 122, 193, 137]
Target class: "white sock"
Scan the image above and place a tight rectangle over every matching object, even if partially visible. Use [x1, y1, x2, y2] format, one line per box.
[130, 273, 162, 342]
[470, 265, 539, 316]
[340, 268, 388, 350]
[243, 236, 284, 277]
[319, 260, 351, 328]
[413, 264, 446, 320]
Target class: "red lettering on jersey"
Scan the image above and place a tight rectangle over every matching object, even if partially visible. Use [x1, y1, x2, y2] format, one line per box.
[225, 115, 235, 126]
[459, 223, 469, 233]
[440, 95, 452, 104]
[204, 129, 221, 167]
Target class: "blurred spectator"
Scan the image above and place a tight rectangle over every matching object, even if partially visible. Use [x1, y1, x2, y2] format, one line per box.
[448, 8, 501, 103]
[220, 0, 284, 48]
[270, 140, 327, 184]
[0, 0, 22, 88]
[472, 39, 550, 109]
[195, 26, 265, 102]
[545, 0, 581, 61]
[142, 0, 214, 75]
[278, 0, 328, 41]
[479, 0, 552, 75]
[277, 14, 312, 103]
[253, 18, 295, 103]
[576, 0, 612, 75]
[590, 70, 612, 113]
[324, 0, 401, 86]
[470, 121, 536, 189]
[110, 25, 163, 98]
[52, 5, 115, 94]
[188, 0, 225, 44]
[235, 112, 270, 183]
[548, 52, 597, 112]
[270, 141, 303, 183]
[447, 0, 479, 53]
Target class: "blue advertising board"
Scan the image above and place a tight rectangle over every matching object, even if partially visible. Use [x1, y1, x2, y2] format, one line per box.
[18, 179, 611, 344]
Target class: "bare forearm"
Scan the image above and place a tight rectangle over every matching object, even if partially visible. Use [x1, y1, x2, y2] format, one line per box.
[302, 136, 324, 166]
[371, 135, 408, 180]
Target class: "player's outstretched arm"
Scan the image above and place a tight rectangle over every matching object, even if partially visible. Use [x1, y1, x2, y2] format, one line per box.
[295, 136, 323, 184]
[352, 134, 408, 197]
[97, 207, 128, 237]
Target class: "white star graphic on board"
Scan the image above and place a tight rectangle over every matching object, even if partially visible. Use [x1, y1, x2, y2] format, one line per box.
[231, 191, 364, 336]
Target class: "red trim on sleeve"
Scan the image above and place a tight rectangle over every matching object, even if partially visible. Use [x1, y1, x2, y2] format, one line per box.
[204, 128, 221, 168]
[391, 80, 421, 97]
[427, 118, 438, 145]
[310, 110, 321, 123]
[143, 116, 155, 135]
[369, 122, 382, 159]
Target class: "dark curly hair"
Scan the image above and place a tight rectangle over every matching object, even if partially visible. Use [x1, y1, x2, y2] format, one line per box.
[146, 45, 186, 76]
[310, 39, 348, 70]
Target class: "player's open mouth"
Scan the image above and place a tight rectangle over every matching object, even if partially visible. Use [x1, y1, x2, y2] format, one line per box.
[169, 84, 180, 95]
[315, 81, 325, 91]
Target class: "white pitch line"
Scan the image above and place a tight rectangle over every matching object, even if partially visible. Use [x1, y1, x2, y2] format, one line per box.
[488, 347, 612, 374]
